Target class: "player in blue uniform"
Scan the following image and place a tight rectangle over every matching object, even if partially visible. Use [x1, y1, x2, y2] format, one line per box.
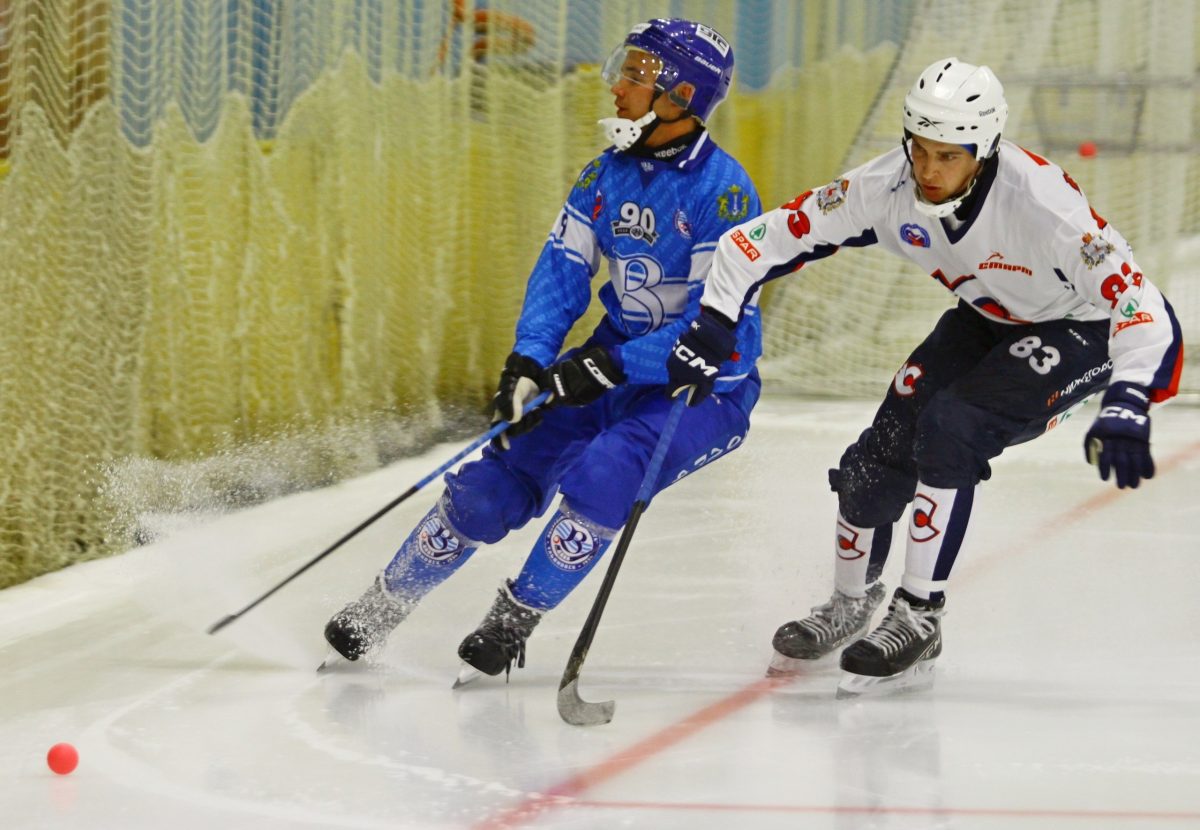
[323, 18, 764, 681]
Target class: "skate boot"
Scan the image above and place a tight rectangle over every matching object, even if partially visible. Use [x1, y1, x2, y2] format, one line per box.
[454, 581, 543, 687]
[321, 575, 413, 667]
[836, 587, 944, 698]
[768, 582, 887, 676]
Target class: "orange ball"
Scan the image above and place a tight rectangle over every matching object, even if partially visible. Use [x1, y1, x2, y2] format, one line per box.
[1078, 141, 1097, 158]
[47, 743, 79, 775]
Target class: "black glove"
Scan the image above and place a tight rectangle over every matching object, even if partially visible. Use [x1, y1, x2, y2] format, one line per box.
[666, 307, 737, 406]
[543, 346, 626, 407]
[491, 352, 545, 451]
[1084, 381, 1155, 489]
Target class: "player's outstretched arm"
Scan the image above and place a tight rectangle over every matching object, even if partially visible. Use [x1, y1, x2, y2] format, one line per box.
[1083, 381, 1155, 489]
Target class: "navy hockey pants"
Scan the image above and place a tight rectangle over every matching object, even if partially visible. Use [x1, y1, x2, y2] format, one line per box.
[439, 369, 760, 543]
[833, 302, 1112, 528]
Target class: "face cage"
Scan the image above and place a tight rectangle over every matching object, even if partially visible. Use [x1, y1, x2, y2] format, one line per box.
[601, 44, 679, 94]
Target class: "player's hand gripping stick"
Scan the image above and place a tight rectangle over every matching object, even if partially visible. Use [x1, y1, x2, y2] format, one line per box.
[666, 307, 737, 405]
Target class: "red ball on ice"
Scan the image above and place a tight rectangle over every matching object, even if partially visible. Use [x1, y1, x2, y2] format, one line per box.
[47, 743, 79, 775]
[1078, 141, 1097, 158]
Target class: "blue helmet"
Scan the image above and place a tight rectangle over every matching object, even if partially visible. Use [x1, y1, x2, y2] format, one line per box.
[602, 18, 735, 123]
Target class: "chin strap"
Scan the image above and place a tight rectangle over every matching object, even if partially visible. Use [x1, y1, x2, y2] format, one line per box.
[911, 169, 984, 218]
[598, 111, 658, 152]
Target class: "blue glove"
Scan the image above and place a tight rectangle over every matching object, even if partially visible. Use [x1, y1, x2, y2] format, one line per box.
[1084, 382, 1155, 489]
[666, 307, 737, 406]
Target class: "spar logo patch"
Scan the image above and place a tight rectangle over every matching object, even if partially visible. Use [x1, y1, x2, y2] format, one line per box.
[900, 223, 931, 248]
[546, 516, 600, 572]
[816, 178, 849, 213]
[730, 228, 760, 261]
[1114, 311, 1154, 334]
[416, 515, 465, 563]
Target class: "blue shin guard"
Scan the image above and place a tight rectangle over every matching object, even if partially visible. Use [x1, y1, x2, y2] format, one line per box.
[508, 504, 617, 612]
[382, 496, 480, 600]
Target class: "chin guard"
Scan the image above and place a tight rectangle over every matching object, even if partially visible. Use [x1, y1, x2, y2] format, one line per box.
[598, 111, 657, 151]
[912, 175, 981, 218]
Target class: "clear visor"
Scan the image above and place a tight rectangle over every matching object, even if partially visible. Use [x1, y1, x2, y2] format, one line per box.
[601, 44, 677, 91]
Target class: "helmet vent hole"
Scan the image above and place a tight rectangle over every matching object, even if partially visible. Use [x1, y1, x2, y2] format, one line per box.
[965, 94, 980, 102]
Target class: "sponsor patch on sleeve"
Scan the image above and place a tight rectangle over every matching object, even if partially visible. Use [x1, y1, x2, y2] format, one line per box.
[730, 228, 760, 261]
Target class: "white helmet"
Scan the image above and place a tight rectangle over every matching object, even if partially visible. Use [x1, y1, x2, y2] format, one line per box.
[903, 58, 1007, 161]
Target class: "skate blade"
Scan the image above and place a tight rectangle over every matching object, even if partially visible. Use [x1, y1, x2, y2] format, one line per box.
[452, 662, 483, 689]
[766, 651, 820, 677]
[835, 660, 936, 699]
[316, 648, 355, 673]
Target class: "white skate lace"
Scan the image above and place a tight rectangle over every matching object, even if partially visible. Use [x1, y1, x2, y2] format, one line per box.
[862, 596, 942, 657]
[798, 594, 860, 643]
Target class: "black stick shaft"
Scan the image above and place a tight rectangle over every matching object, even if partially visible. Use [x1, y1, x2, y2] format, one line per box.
[557, 500, 646, 688]
[557, 397, 686, 693]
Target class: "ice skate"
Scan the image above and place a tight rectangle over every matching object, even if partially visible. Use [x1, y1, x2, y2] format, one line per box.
[320, 575, 413, 668]
[453, 581, 542, 687]
[768, 582, 887, 676]
[836, 587, 944, 698]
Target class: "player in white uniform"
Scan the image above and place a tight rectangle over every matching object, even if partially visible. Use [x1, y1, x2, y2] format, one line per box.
[665, 58, 1184, 697]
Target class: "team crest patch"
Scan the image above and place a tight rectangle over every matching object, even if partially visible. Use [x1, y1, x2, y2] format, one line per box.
[900, 223, 931, 248]
[546, 516, 600, 572]
[717, 184, 750, 222]
[674, 208, 692, 239]
[1080, 232, 1114, 268]
[816, 178, 849, 213]
[574, 158, 601, 190]
[416, 515, 465, 563]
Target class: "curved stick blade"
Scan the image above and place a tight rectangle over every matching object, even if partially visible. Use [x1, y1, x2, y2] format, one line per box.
[557, 678, 614, 726]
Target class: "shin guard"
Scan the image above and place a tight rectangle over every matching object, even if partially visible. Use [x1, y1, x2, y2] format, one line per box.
[901, 482, 977, 601]
[382, 495, 480, 600]
[834, 512, 893, 598]
[508, 503, 617, 612]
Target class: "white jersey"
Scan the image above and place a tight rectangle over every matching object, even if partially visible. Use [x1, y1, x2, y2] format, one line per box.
[702, 140, 1183, 402]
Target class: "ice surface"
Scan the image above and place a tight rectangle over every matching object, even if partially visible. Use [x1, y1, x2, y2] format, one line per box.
[2, 396, 1199, 829]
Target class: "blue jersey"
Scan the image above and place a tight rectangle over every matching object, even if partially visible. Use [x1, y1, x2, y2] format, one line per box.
[512, 132, 762, 392]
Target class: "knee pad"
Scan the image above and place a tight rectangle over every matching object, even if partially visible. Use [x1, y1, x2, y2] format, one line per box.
[829, 429, 917, 528]
[441, 459, 540, 544]
[913, 394, 997, 489]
